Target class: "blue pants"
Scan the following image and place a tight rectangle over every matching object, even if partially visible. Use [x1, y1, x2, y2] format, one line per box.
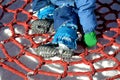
[32, 0, 97, 33]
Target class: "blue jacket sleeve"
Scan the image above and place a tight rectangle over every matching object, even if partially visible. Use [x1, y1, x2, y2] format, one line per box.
[75, 0, 97, 33]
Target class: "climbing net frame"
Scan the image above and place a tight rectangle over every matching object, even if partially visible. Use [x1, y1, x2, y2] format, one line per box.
[0, 0, 120, 80]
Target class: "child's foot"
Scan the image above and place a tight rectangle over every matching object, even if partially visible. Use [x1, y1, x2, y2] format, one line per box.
[36, 43, 74, 59]
[84, 31, 97, 48]
[36, 43, 58, 58]
[56, 44, 74, 59]
[31, 19, 54, 34]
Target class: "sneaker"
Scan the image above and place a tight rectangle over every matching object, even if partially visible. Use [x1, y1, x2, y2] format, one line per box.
[56, 44, 74, 59]
[84, 31, 97, 47]
[36, 43, 58, 58]
[31, 19, 54, 34]
[36, 43, 74, 59]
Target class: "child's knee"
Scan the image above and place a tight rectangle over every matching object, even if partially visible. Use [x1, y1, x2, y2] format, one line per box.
[53, 6, 78, 31]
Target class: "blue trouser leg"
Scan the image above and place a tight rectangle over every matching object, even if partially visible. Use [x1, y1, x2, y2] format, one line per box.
[53, 6, 78, 31]
[32, 0, 55, 19]
[52, 6, 78, 49]
[75, 0, 97, 33]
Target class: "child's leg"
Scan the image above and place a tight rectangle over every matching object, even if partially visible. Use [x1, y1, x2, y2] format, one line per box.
[75, 0, 97, 47]
[36, 6, 79, 58]
[32, 0, 56, 19]
[31, 0, 56, 34]
[52, 6, 79, 50]
[75, 0, 97, 33]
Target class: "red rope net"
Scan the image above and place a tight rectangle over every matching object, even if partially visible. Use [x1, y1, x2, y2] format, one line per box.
[0, 0, 120, 80]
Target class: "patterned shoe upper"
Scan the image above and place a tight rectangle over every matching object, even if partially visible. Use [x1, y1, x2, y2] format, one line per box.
[31, 19, 54, 34]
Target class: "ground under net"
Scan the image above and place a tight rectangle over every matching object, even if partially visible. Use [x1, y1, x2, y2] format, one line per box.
[0, 0, 120, 80]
